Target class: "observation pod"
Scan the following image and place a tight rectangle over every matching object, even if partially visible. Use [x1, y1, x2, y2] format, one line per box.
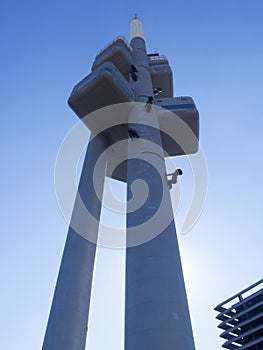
[156, 96, 199, 156]
[92, 37, 133, 81]
[68, 61, 134, 119]
[148, 53, 174, 98]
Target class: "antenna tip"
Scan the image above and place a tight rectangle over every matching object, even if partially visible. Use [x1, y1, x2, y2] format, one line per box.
[130, 16, 145, 41]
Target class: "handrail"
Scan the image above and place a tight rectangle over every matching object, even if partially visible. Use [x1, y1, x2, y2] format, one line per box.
[148, 54, 169, 65]
[215, 278, 263, 311]
[95, 36, 132, 58]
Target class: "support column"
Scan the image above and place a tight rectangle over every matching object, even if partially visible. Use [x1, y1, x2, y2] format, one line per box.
[42, 134, 107, 350]
[125, 19, 196, 350]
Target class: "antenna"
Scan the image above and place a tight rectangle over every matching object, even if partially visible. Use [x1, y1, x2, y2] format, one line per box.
[130, 16, 145, 41]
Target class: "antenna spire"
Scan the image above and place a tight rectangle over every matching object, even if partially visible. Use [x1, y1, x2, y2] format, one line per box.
[130, 16, 145, 41]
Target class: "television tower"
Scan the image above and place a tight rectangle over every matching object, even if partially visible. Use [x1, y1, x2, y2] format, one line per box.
[42, 17, 199, 350]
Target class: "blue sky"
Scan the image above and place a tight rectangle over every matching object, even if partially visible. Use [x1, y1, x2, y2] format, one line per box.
[1, 0, 263, 349]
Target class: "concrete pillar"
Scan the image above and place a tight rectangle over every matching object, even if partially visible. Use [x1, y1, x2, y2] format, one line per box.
[125, 18, 195, 350]
[42, 134, 107, 350]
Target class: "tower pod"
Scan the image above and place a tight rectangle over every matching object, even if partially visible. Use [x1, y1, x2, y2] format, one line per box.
[148, 53, 173, 98]
[68, 61, 134, 119]
[92, 37, 133, 81]
[156, 96, 199, 156]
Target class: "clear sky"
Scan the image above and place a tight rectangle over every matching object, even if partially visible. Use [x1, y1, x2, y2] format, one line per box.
[1, 0, 263, 349]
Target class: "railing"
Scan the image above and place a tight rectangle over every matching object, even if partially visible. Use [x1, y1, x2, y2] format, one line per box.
[95, 36, 132, 58]
[215, 278, 263, 349]
[215, 279, 263, 312]
[148, 54, 169, 65]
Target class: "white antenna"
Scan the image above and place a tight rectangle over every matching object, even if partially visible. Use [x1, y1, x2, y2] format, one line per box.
[130, 15, 145, 41]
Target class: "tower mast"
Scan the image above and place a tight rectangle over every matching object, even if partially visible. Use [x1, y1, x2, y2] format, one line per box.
[125, 17, 196, 349]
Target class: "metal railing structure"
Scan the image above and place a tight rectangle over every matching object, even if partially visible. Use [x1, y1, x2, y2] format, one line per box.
[148, 53, 169, 65]
[95, 36, 132, 58]
[215, 279, 263, 350]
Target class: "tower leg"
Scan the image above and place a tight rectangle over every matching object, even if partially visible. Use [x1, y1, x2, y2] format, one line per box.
[125, 105, 196, 350]
[125, 32, 195, 350]
[42, 134, 107, 350]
